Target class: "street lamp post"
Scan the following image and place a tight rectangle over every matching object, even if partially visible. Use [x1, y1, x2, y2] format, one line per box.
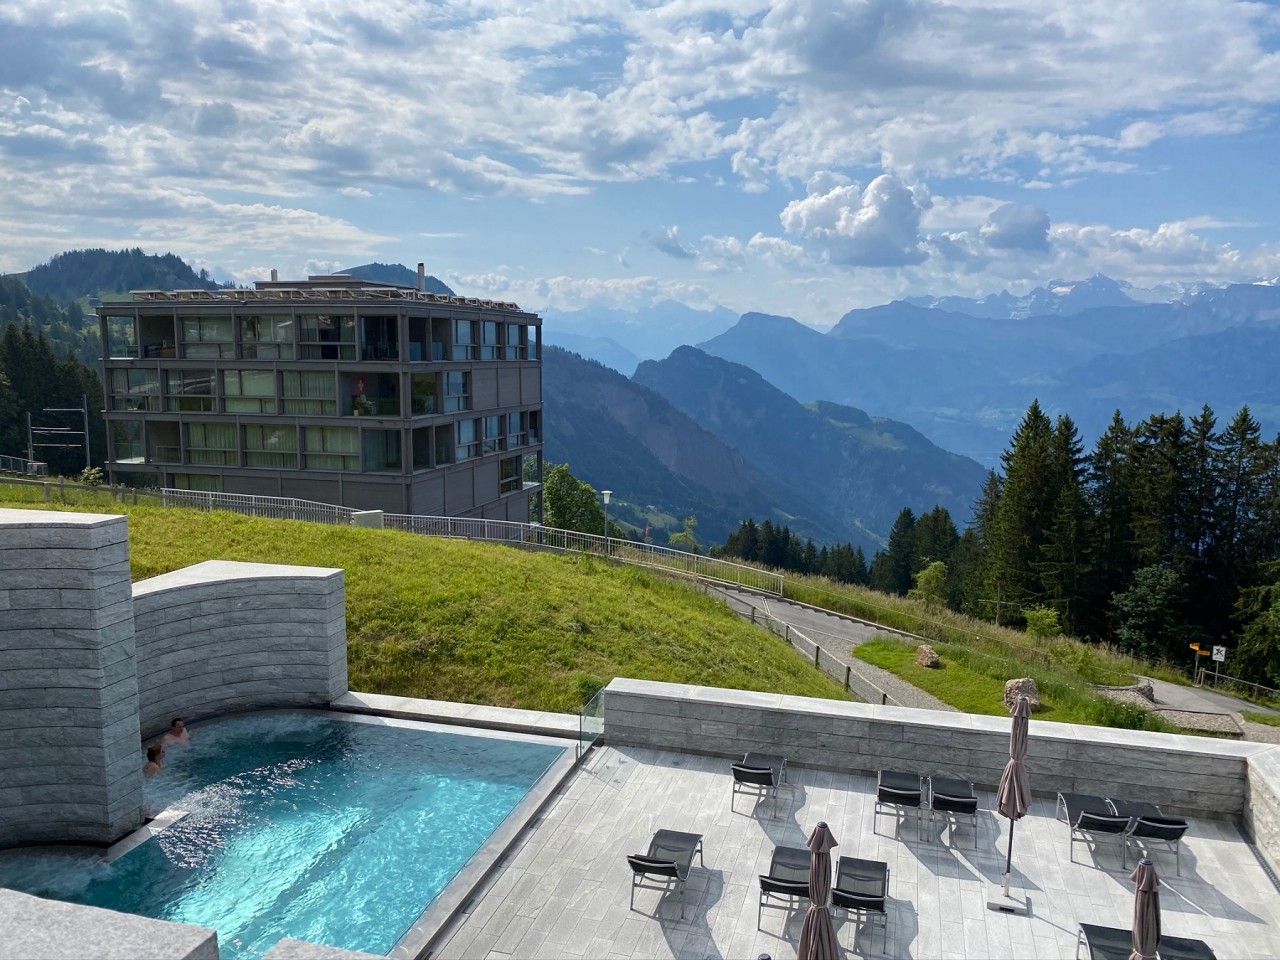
[601, 489, 612, 556]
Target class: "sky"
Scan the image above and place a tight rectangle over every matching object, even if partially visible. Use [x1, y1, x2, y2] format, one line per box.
[2, 0, 1280, 328]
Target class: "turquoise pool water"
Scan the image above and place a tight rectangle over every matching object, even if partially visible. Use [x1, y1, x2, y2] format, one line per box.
[0, 711, 564, 959]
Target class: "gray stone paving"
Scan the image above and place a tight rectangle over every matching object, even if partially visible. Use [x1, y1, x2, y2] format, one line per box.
[434, 746, 1280, 960]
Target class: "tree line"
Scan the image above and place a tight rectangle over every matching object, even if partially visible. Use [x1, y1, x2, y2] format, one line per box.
[716, 400, 1280, 687]
[0, 323, 106, 477]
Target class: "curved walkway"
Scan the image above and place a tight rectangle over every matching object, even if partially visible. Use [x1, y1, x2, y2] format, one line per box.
[710, 584, 957, 713]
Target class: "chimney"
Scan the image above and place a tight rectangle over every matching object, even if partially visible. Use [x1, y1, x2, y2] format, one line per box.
[270, 268, 278, 282]
[417, 262, 425, 291]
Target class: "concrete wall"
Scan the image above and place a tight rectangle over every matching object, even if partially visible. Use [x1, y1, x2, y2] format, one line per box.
[0, 509, 144, 847]
[601, 679, 1275, 823]
[133, 561, 346, 740]
[0, 889, 219, 960]
[1244, 746, 1280, 879]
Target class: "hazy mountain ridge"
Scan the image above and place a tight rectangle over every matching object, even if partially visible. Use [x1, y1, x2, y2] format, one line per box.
[540, 300, 738, 361]
[341, 263, 454, 295]
[543, 346, 855, 547]
[542, 332, 641, 376]
[632, 347, 988, 543]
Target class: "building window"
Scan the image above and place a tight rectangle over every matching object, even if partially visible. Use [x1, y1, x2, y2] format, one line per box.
[240, 316, 295, 359]
[453, 318, 475, 359]
[455, 419, 480, 461]
[527, 410, 540, 444]
[443, 371, 470, 413]
[109, 368, 161, 411]
[506, 412, 525, 448]
[245, 425, 298, 468]
[500, 455, 521, 493]
[298, 314, 356, 360]
[480, 321, 499, 360]
[165, 369, 216, 412]
[282, 371, 337, 415]
[434, 424, 454, 465]
[223, 369, 278, 414]
[303, 426, 359, 470]
[107, 318, 139, 359]
[172, 473, 221, 492]
[411, 373, 438, 415]
[483, 414, 504, 454]
[528, 328, 539, 360]
[362, 315, 399, 361]
[362, 430, 402, 472]
[412, 426, 432, 470]
[504, 323, 526, 360]
[187, 422, 238, 466]
[112, 420, 144, 463]
[180, 315, 234, 359]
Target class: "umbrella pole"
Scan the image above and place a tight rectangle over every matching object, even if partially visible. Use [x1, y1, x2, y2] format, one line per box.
[1003, 820, 1015, 896]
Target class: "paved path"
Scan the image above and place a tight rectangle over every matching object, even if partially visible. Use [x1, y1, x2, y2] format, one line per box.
[710, 585, 957, 713]
[1147, 677, 1279, 716]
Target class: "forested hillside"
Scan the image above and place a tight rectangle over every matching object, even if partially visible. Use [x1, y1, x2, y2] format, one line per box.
[21, 248, 219, 304]
[814, 401, 1280, 686]
[0, 277, 99, 366]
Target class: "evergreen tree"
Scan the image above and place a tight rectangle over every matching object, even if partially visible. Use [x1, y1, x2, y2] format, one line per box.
[1082, 412, 1138, 641]
[913, 505, 959, 569]
[870, 508, 917, 595]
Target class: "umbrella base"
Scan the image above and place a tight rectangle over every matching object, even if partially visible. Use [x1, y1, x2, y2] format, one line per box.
[985, 885, 1030, 916]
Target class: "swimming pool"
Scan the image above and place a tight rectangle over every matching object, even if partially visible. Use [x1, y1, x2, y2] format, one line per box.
[0, 711, 566, 959]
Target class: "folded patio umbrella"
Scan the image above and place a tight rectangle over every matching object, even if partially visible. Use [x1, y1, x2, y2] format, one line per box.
[996, 694, 1033, 896]
[1130, 858, 1160, 960]
[798, 821, 840, 960]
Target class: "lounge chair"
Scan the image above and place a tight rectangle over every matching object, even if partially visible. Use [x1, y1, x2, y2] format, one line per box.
[929, 775, 979, 847]
[874, 770, 924, 836]
[1123, 814, 1190, 875]
[1057, 793, 1131, 866]
[627, 829, 704, 918]
[757, 844, 811, 929]
[731, 763, 780, 818]
[1076, 923, 1217, 960]
[832, 855, 889, 952]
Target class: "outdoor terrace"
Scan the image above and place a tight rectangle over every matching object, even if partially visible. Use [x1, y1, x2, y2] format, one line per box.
[430, 744, 1280, 960]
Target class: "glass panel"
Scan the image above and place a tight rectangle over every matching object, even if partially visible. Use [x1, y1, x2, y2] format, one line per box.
[299, 314, 356, 360]
[173, 473, 221, 492]
[412, 426, 432, 469]
[528, 328, 539, 360]
[187, 421, 238, 466]
[303, 425, 359, 470]
[110, 368, 161, 411]
[480, 321, 499, 360]
[362, 430, 402, 472]
[455, 418, 480, 461]
[435, 424, 453, 465]
[504, 323, 522, 360]
[283, 371, 337, 415]
[245, 424, 298, 468]
[361, 315, 399, 361]
[107, 318, 139, 359]
[500, 455, 521, 493]
[240, 315, 295, 359]
[483, 414, 504, 454]
[443, 371, 470, 413]
[223, 369, 278, 414]
[112, 420, 144, 463]
[166, 369, 215, 412]
[180, 316, 233, 358]
[411, 373, 438, 415]
[453, 318, 475, 359]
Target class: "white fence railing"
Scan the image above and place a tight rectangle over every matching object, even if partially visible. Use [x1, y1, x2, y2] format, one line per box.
[0, 455, 47, 477]
[153, 488, 784, 595]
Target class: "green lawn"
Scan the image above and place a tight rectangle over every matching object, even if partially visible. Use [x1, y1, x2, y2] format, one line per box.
[3, 502, 853, 712]
[1242, 710, 1280, 728]
[854, 636, 1174, 731]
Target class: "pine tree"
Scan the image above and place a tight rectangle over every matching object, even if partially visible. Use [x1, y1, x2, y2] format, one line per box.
[1083, 412, 1138, 641]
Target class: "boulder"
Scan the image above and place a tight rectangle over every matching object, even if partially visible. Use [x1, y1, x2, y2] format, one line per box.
[1004, 677, 1043, 712]
[915, 644, 941, 668]
[1134, 678, 1155, 702]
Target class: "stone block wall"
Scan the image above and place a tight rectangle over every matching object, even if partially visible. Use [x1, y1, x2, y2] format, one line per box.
[133, 561, 345, 740]
[602, 679, 1270, 822]
[1245, 747, 1280, 879]
[0, 509, 143, 846]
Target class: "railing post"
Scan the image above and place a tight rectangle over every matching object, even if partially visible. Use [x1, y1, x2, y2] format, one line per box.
[784, 624, 790, 644]
[814, 646, 820, 669]
[844, 666, 851, 690]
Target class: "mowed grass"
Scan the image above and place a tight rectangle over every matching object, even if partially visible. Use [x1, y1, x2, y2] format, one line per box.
[1242, 710, 1280, 728]
[2, 502, 852, 712]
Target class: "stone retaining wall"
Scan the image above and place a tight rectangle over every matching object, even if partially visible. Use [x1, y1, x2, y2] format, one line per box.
[0, 510, 143, 846]
[1245, 747, 1280, 879]
[133, 561, 346, 740]
[601, 679, 1278, 830]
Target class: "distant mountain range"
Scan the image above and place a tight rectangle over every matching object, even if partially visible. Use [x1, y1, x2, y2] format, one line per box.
[632, 348, 988, 543]
[540, 301, 738, 362]
[341, 263, 454, 295]
[542, 332, 641, 376]
[904, 274, 1140, 319]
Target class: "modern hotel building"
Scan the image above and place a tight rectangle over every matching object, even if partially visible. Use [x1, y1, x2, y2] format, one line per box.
[98, 271, 543, 521]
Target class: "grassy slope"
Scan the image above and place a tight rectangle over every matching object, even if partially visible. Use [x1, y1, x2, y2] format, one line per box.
[5, 502, 851, 712]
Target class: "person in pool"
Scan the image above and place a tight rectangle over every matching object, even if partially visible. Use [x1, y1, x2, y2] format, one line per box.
[143, 743, 165, 776]
[160, 718, 190, 746]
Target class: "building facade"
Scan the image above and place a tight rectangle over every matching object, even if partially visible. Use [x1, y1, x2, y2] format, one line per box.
[98, 274, 543, 521]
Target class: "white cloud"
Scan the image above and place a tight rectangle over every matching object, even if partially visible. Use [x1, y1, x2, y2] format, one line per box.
[779, 175, 931, 267]
[980, 203, 1051, 253]
[646, 225, 695, 260]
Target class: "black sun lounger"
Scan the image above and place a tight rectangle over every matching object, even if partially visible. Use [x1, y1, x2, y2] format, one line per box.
[929, 775, 979, 847]
[833, 855, 890, 952]
[627, 829, 704, 918]
[1057, 793, 1131, 866]
[757, 844, 810, 929]
[874, 770, 925, 836]
[1076, 923, 1217, 960]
